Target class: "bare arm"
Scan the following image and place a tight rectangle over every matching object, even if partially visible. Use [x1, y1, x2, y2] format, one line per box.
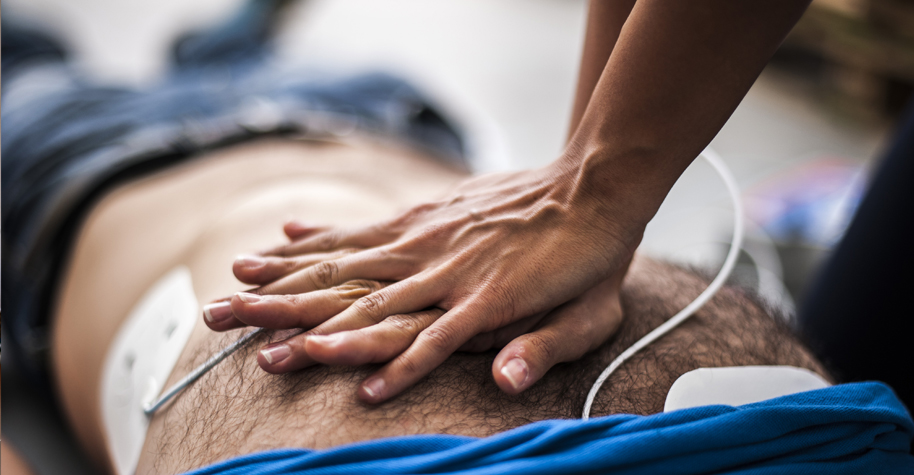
[567, 0, 637, 142]
[213, 0, 811, 403]
[564, 0, 810, 225]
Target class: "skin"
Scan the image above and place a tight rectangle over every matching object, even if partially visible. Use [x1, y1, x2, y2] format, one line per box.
[1, 444, 36, 475]
[50, 140, 831, 474]
[52, 139, 466, 470]
[209, 0, 812, 404]
[46, 135, 833, 474]
[51, 137, 833, 474]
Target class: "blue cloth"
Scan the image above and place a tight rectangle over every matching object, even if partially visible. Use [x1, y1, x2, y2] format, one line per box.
[185, 382, 914, 475]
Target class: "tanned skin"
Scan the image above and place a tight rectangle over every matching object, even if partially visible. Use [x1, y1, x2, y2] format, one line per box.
[207, 0, 813, 407]
[53, 139, 828, 474]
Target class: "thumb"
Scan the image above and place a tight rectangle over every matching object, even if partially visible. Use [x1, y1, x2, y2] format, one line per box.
[492, 274, 625, 395]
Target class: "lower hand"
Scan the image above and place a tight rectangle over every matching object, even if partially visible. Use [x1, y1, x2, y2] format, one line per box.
[206, 162, 644, 402]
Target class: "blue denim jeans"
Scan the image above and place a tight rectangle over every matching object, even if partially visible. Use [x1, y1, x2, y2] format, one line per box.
[1, 9, 466, 393]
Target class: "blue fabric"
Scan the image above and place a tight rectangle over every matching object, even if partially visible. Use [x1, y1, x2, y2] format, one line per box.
[1, 11, 466, 394]
[185, 382, 914, 475]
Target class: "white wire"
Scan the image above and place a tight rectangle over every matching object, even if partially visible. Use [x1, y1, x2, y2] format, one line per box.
[582, 148, 745, 420]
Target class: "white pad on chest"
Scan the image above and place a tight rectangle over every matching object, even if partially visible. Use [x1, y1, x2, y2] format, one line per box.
[664, 365, 831, 412]
[101, 266, 199, 475]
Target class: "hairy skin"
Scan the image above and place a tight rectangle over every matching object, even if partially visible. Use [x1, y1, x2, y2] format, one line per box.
[216, 166, 638, 401]
[50, 139, 827, 475]
[153, 257, 829, 474]
[210, 0, 813, 405]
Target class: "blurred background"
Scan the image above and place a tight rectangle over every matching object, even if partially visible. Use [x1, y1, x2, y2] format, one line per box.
[3, 0, 913, 473]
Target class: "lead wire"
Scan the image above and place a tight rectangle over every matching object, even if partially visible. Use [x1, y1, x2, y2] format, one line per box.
[143, 327, 266, 416]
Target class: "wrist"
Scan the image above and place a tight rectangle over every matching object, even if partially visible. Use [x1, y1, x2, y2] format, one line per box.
[550, 136, 691, 225]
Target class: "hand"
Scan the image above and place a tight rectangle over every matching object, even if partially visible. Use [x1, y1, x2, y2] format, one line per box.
[207, 162, 645, 402]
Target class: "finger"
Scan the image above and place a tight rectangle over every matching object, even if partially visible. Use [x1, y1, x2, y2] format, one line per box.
[256, 277, 441, 373]
[309, 276, 441, 335]
[233, 279, 387, 329]
[305, 309, 445, 366]
[254, 248, 410, 296]
[459, 312, 546, 352]
[263, 223, 399, 257]
[358, 305, 484, 403]
[202, 296, 241, 331]
[233, 249, 356, 285]
[202, 280, 382, 332]
[492, 284, 623, 395]
[283, 221, 327, 241]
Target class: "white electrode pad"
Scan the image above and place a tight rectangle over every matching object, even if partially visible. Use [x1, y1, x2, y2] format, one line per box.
[664, 365, 831, 412]
[101, 266, 199, 475]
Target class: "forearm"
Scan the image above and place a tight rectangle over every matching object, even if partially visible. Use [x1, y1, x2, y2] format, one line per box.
[560, 0, 810, 224]
[567, 0, 637, 142]
[217, 1, 811, 402]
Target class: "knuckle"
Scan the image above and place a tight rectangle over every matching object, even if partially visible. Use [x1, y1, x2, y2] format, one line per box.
[285, 257, 305, 273]
[397, 352, 426, 377]
[316, 232, 340, 251]
[336, 248, 359, 258]
[311, 261, 340, 288]
[278, 294, 302, 305]
[372, 245, 393, 261]
[355, 292, 390, 322]
[476, 291, 516, 324]
[334, 280, 381, 301]
[421, 326, 457, 354]
[384, 314, 422, 336]
[350, 279, 383, 292]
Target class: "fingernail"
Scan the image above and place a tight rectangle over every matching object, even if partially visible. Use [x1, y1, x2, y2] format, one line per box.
[362, 378, 386, 400]
[500, 358, 529, 390]
[235, 254, 267, 270]
[236, 292, 263, 304]
[308, 333, 342, 347]
[260, 344, 291, 364]
[203, 302, 233, 323]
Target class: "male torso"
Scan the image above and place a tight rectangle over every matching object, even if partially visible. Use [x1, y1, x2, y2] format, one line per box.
[51, 139, 828, 474]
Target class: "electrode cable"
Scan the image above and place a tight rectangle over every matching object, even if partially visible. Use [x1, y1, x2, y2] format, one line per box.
[145, 148, 743, 419]
[583, 148, 745, 420]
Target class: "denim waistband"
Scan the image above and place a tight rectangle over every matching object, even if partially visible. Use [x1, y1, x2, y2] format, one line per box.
[1, 59, 467, 392]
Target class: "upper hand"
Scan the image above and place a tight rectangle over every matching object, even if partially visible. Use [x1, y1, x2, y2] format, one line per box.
[205, 162, 644, 402]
